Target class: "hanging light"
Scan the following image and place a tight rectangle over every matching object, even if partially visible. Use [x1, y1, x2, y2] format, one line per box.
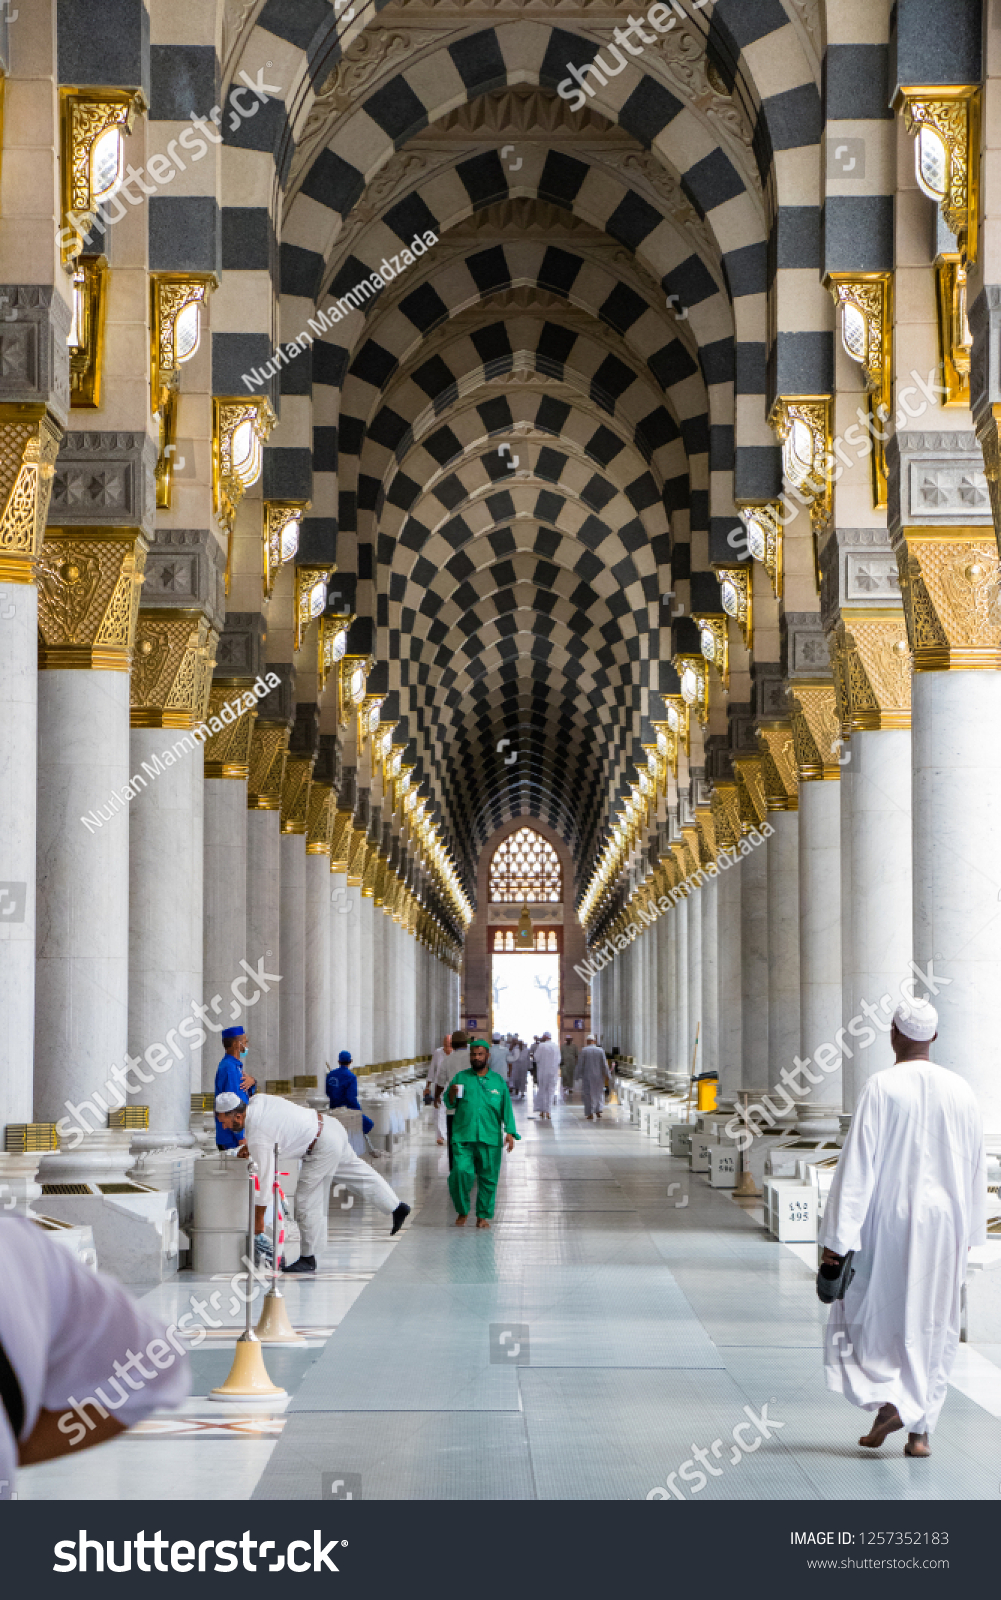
[915, 123, 949, 202]
[90, 124, 125, 203]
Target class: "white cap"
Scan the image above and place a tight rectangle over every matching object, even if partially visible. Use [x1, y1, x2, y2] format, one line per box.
[542, 1031, 551, 1039]
[215, 1091, 243, 1114]
[587, 1034, 596, 1043]
[893, 996, 938, 1042]
[492, 1032, 501, 1041]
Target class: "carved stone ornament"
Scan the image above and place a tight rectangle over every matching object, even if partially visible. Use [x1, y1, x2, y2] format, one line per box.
[731, 756, 767, 833]
[0, 406, 63, 582]
[894, 530, 1001, 671]
[694, 805, 717, 864]
[202, 679, 258, 780]
[307, 782, 335, 855]
[330, 810, 355, 872]
[280, 753, 315, 836]
[247, 722, 289, 811]
[829, 615, 912, 732]
[788, 684, 842, 781]
[756, 724, 799, 811]
[130, 609, 216, 728]
[37, 527, 147, 670]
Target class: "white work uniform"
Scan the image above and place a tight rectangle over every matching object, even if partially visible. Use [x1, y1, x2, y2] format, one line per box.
[244, 1093, 400, 1258]
[534, 1039, 561, 1111]
[819, 1059, 987, 1435]
[576, 1045, 609, 1118]
[428, 1046, 454, 1139]
[0, 1217, 190, 1499]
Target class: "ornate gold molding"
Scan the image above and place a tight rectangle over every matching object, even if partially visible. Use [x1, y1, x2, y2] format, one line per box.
[247, 721, 288, 810]
[294, 562, 333, 652]
[768, 397, 833, 540]
[330, 810, 354, 872]
[263, 501, 309, 600]
[347, 826, 369, 887]
[213, 397, 275, 591]
[674, 654, 709, 726]
[738, 503, 784, 600]
[757, 723, 799, 811]
[693, 613, 729, 690]
[338, 653, 372, 727]
[318, 611, 354, 693]
[38, 527, 146, 670]
[0, 405, 63, 583]
[826, 273, 893, 508]
[895, 528, 1001, 671]
[280, 754, 314, 835]
[935, 253, 971, 406]
[897, 86, 980, 265]
[710, 781, 741, 852]
[716, 565, 752, 648]
[130, 609, 215, 728]
[693, 805, 717, 864]
[203, 678, 257, 779]
[829, 614, 912, 731]
[59, 89, 145, 264]
[975, 403, 1001, 543]
[68, 254, 108, 409]
[732, 756, 767, 833]
[788, 683, 841, 780]
[306, 780, 334, 854]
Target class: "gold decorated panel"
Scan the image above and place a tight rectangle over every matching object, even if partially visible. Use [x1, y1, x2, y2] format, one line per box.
[757, 724, 799, 811]
[131, 609, 215, 728]
[0, 406, 63, 582]
[895, 529, 1001, 671]
[330, 811, 354, 872]
[788, 683, 842, 780]
[280, 754, 314, 835]
[732, 756, 767, 833]
[306, 781, 334, 854]
[202, 679, 257, 779]
[830, 612, 912, 730]
[38, 527, 147, 670]
[247, 721, 288, 810]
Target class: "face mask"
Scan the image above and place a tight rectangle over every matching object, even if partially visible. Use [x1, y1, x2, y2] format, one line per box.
[240, 1048, 248, 1058]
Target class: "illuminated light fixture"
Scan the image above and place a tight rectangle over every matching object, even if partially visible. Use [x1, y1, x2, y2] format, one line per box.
[715, 565, 753, 648]
[317, 611, 354, 694]
[152, 274, 215, 506]
[935, 246, 972, 406]
[661, 694, 690, 756]
[768, 395, 832, 565]
[826, 274, 892, 508]
[338, 653, 372, 728]
[896, 87, 980, 265]
[675, 654, 709, 726]
[213, 397, 275, 591]
[359, 693, 386, 747]
[294, 563, 334, 652]
[67, 253, 108, 408]
[693, 613, 729, 690]
[59, 89, 145, 266]
[263, 500, 311, 600]
[652, 720, 678, 779]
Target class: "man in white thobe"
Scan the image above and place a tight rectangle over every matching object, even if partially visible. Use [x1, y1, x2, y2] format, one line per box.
[215, 1091, 409, 1274]
[488, 1033, 511, 1078]
[533, 1032, 561, 1119]
[428, 1034, 454, 1144]
[576, 1036, 610, 1120]
[508, 1040, 530, 1099]
[819, 997, 986, 1458]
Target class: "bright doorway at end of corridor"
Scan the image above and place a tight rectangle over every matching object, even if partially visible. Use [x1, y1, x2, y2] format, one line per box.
[491, 953, 559, 1039]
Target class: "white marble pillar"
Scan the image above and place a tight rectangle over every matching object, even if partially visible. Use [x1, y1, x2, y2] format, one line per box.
[35, 671, 132, 1135]
[839, 757, 855, 1111]
[330, 868, 349, 1059]
[716, 856, 742, 1100]
[0, 577, 37, 1128]
[203, 778, 247, 1089]
[127, 729, 203, 1151]
[344, 882, 363, 1062]
[740, 836, 769, 1093]
[912, 671, 1001, 1140]
[278, 835, 305, 1078]
[700, 876, 719, 1079]
[370, 903, 385, 1062]
[766, 812, 800, 1090]
[358, 894, 375, 1066]
[662, 909, 676, 1072]
[687, 889, 703, 1075]
[798, 780, 842, 1128]
[675, 898, 690, 1077]
[246, 809, 281, 1080]
[843, 729, 912, 1105]
[305, 852, 331, 1077]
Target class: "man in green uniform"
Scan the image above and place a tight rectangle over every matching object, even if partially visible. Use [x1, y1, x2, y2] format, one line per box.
[446, 1038, 519, 1229]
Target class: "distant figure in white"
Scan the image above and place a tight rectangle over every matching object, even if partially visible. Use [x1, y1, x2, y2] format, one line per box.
[508, 1039, 531, 1100]
[533, 1032, 561, 1120]
[488, 1032, 512, 1078]
[576, 1036, 611, 1120]
[428, 1033, 454, 1144]
[819, 996, 986, 1459]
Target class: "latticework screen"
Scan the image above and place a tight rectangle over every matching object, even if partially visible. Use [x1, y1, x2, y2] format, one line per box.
[489, 828, 562, 903]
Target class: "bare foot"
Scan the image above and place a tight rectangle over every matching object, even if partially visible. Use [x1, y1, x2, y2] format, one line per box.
[904, 1432, 931, 1458]
[476, 1218, 491, 1229]
[859, 1403, 903, 1449]
[436, 1138, 445, 1146]
[454, 1214, 467, 1226]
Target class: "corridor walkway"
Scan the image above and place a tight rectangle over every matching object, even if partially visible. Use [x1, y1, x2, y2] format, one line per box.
[19, 1100, 1001, 1502]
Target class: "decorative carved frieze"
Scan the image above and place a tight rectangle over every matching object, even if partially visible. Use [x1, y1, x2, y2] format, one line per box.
[247, 722, 288, 811]
[37, 527, 147, 670]
[887, 430, 991, 537]
[141, 529, 226, 630]
[732, 756, 767, 833]
[788, 685, 842, 781]
[0, 289, 72, 420]
[131, 609, 216, 728]
[828, 616, 912, 732]
[50, 432, 158, 536]
[894, 529, 1001, 671]
[280, 754, 314, 836]
[756, 724, 799, 811]
[0, 406, 63, 582]
[203, 679, 257, 780]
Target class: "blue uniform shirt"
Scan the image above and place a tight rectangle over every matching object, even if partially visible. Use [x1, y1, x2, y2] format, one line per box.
[214, 1054, 255, 1148]
[325, 1065, 373, 1134]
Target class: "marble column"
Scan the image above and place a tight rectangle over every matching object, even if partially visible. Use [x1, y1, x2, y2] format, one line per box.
[35, 525, 147, 1178]
[304, 752, 334, 1078]
[700, 875, 719, 1078]
[329, 793, 353, 1061]
[246, 687, 291, 1083]
[687, 888, 703, 1075]
[737, 826, 769, 1094]
[278, 703, 317, 1082]
[765, 812, 800, 1085]
[674, 894, 690, 1077]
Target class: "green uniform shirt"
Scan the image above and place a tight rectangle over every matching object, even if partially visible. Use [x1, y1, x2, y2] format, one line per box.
[447, 1068, 520, 1146]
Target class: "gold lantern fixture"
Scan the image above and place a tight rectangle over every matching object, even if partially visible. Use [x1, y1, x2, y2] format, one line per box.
[264, 501, 310, 600]
[318, 611, 354, 694]
[294, 563, 334, 653]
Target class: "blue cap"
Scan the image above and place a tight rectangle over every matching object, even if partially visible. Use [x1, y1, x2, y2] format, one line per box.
[337, 1050, 352, 1065]
[222, 1026, 246, 1042]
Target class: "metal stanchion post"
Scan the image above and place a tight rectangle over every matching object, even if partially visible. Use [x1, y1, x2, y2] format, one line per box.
[209, 1155, 288, 1399]
[733, 1090, 759, 1197]
[256, 1140, 307, 1344]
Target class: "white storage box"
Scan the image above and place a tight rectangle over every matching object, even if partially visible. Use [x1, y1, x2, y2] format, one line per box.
[708, 1145, 738, 1188]
[764, 1177, 817, 1242]
[670, 1123, 694, 1157]
[690, 1131, 713, 1173]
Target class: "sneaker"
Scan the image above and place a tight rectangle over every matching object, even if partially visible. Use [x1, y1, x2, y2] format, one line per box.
[391, 1202, 411, 1236]
[283, 1253, 316, 1274]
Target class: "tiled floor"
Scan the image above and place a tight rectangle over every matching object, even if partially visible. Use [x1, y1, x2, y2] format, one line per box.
[18, 1099, 1001, 1500]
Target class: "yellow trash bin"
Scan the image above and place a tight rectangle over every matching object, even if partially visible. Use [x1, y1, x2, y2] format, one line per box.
[696, 1077, 717, 1112]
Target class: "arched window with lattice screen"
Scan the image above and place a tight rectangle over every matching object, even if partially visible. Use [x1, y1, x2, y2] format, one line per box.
[489, 827, 562, 904]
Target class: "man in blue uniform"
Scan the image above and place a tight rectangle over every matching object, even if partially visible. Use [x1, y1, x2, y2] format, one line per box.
[214, 1025, 255, 1150]
[325, 1050, 374, 1136]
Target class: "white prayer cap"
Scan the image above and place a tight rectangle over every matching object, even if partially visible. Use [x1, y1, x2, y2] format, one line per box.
[542, 1030, 551, 1039]
[492, 1032, 501, 1041]
[893, 996, 938, 1042]
[586, 1034, 596, 1043]
[215, 1091, 243, 1114]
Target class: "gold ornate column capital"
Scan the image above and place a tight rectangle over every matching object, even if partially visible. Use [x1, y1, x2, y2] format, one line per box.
[202, 678, 258, 779]
[756, 723, 799, 811]
[280, 754, 314, 836]
[38, 526, 147, 670]
[710, 781, 741, 852]
[0, 405, 63, 583]
[130, 608, 216, 729]
[247, 721, 289, 811]
[306, 781, 334, 855]
[347, 825, 369, 887]
[893, 527, 1001, 671]
[330, 810, 354, 872]
[829, 613, 913, 731]
[693, 805, 717, 864]
[732, 755, 767, 833]
[788, 683, 842, 780]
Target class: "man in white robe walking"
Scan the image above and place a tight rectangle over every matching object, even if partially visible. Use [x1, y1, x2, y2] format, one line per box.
[533, 1032, 561, 1120]
[428, 1033, 454, 1145]
[576, 1035, 610, 1120]
[819, 995, 986, 1458]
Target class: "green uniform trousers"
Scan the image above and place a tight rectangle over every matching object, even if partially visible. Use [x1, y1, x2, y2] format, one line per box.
[448, 1140, 503, 1219]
